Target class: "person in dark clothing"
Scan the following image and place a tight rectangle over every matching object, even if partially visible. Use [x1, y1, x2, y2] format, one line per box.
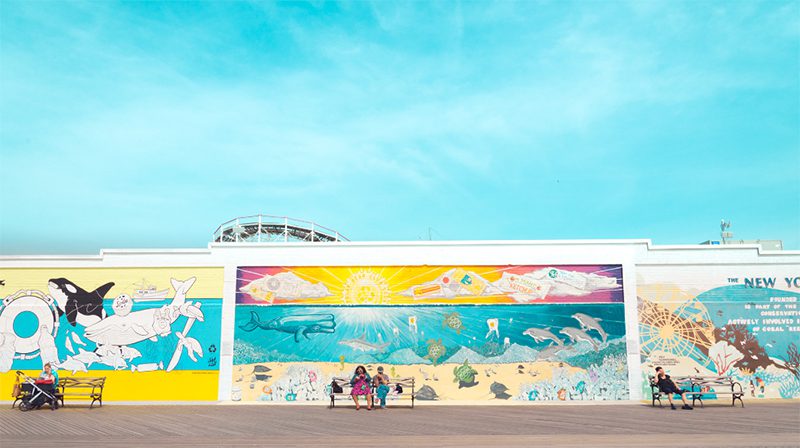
[655, 367, 693, 410]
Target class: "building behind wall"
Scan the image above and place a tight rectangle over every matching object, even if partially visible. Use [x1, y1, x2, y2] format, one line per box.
[1, 240, 798, 404]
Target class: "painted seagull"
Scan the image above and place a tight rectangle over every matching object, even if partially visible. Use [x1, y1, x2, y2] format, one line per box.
[48, 278, 115, 327]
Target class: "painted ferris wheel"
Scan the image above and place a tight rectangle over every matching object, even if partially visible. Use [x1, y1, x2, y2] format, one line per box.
[212, 214, 349, 243]
[638, 287, 715, 362]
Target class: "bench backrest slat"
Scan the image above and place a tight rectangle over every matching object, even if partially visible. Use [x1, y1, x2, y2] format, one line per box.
[331, 376, 414, 392]
[60, 377, 106, 388]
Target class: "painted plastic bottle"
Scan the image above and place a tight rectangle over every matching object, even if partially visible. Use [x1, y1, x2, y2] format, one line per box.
[38, 325, 60, 367]
[0, 332, 17, 372]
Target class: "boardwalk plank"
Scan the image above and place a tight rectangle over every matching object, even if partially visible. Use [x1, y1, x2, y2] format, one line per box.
[0, 403, 797, 447]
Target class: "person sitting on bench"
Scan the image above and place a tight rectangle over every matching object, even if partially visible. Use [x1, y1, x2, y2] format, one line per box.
[655, 367, 692, 410]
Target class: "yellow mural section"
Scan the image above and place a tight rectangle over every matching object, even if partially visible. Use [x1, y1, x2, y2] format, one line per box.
[2, 370, 219, 402]
[0, 267, 223, 298]
[239, 266, 539, 305]
[237, 265, 623, 305]
[0, 267, 224, 402]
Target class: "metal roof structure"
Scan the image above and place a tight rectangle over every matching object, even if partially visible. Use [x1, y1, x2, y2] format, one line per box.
[212, 214, 349, 243]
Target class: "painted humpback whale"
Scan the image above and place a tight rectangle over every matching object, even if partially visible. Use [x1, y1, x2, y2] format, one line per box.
[239, 311, 336, 342]
[83, 277, 198, 346]
[48, 278, 115, 327]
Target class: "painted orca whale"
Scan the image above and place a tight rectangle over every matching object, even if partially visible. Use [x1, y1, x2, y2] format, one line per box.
[48, 278, 114, 327]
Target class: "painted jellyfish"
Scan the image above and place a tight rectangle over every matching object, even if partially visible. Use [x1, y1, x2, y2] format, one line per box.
[485, 318, 499, 339]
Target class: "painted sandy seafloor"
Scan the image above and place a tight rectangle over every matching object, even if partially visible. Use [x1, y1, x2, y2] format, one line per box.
[232, 304, 630, 402]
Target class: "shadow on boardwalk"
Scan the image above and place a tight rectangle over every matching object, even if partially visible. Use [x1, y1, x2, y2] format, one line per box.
[1, 403, 798, 447]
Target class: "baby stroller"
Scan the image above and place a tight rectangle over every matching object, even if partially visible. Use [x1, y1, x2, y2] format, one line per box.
[15, 371, 58, 411]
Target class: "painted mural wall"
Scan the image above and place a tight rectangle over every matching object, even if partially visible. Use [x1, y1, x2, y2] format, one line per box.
[637, 265, 800, 400]
[232, 265, 629, 402]
[0, 268, 223, 401]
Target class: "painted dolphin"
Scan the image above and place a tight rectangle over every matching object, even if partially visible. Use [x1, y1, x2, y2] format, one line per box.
[239, 311, 336, 342]
[536, 345, 566, 361]
[572, 313, 607, 342]
[559, 327, 599, 351]
[338, 333, 390, 352]
[83, 277, 197, 346]
[48, 278, 115, 327]
[522, 327, 563, 346]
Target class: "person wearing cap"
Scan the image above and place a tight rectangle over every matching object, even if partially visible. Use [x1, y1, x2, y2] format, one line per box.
[373, 366, 391, 409]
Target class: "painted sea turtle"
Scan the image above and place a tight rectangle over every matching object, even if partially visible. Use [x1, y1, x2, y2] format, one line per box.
[424, 338, 446, 366]
[453, 359, 479, 388]
[442, 312, 466, 335]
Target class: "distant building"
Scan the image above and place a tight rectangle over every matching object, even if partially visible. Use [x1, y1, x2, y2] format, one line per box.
[701, 220, 784, 251]
[699, 239, 784, 251]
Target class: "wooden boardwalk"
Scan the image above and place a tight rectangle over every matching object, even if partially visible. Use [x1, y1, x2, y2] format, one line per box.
[1, 402, 798, 447]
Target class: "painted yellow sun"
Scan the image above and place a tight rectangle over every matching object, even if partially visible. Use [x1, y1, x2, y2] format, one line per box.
[341, 270, 391, 305]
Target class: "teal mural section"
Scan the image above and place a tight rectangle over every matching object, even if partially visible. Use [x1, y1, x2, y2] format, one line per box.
[232, 303, 629, 402]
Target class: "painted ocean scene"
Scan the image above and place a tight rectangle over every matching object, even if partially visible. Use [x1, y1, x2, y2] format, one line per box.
[9, 298, 222, 373]
[232, 304, 629, 402]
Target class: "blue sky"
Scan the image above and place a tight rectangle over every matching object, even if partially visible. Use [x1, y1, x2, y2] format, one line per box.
[1, 1, 798, 254]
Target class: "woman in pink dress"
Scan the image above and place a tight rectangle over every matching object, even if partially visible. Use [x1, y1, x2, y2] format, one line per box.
[350, 365, 373, 410]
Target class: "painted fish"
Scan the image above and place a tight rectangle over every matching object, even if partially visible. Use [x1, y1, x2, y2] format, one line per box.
[98, 353, 128, 370]
[120, 346, 142, 361]
[56, 356, 88, 375]
[72, 348, 101, 366]
[239, 311, 336, 343]
[338, 333, 390, 352]
[522, 327, 563, 346]
[559, 327, 599, 351]
[572, 313, 607, 342]
[64, 334, 75, 354]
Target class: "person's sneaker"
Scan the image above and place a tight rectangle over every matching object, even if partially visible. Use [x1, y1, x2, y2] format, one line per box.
[671, 404, 677, 410]
[682, 405, 693, 410]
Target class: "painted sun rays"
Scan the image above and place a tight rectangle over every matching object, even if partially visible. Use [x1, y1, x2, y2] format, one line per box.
[235, 265, 624, 306]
